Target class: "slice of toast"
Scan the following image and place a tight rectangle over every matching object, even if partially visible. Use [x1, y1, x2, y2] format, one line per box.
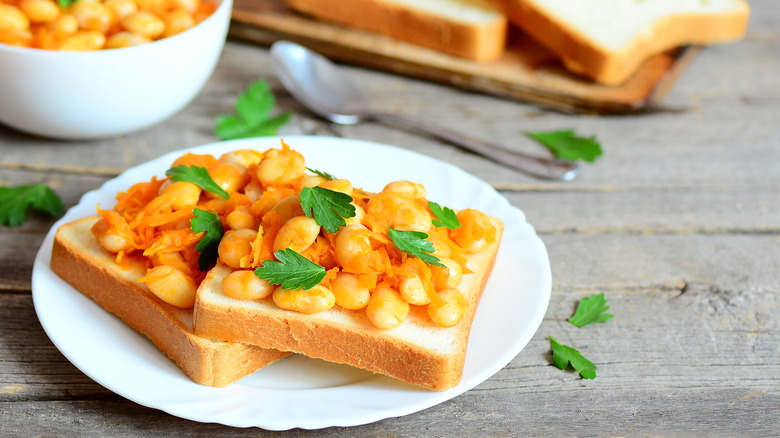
[50, 216, 289, 387]
[193, 217, 503, 391]
[284, 0, 508, 62]
[504, 0, 750, 84]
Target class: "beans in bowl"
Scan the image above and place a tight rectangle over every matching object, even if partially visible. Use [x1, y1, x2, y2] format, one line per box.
[0, 0, 217, 51]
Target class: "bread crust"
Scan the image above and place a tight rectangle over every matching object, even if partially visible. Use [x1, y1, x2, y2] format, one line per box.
[503, 0, 750, 84]
[193, 218, 503, 391]
[50, 217, 289, 387]
[285, 0, 508, 62]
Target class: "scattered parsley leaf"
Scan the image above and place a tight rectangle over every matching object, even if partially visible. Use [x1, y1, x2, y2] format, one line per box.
[306, 167, 336, 181]
[549, 336, 597, 379]
[428, 201, 461, 229]
[568, 293, 614, 328]
[215, 79, 291, 140]
[387, 227, 444, 267]
[165, 165, 229, 199]
[0, 183, 65, 227]
[190, 209, 224, 271]
[57, 0, 77, 7]
[254, 248, 327, 290]
[299, 186, 356, 234]
[525, 129, 602, 162]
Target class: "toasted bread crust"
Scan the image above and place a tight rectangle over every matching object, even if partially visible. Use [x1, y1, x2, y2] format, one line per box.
[194, 218, 503, 391]
[504, 0, 750, 84]
[285, 0, 507, 62]
[50, 217, 288, 387]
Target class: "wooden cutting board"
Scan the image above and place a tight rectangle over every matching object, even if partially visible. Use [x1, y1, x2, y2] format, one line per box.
[229, 0, 699, 114]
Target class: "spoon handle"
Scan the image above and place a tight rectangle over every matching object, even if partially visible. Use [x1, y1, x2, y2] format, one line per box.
[370, 112, 579, 181]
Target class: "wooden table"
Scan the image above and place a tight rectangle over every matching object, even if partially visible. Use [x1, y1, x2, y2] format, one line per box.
[2, 1, 778, 435]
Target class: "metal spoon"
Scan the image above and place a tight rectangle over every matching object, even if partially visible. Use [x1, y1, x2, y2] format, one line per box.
[270, 41, 579, 181]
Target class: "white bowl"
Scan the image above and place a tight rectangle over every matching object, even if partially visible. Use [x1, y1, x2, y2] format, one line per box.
[0, 0, 232, 140]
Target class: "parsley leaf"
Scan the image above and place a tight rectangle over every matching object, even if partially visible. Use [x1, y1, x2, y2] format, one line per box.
[549, 336, 597, 379]
[299, 186, 355, 234]
[165, 165, 229, 199]
[190, 209, 224, 271]
[254, 248, 326, 290]
[306, 167, 336, 181]
[0, 183, 65, 227]
[387, 227, 444, 267]
[57, 0, 77, 6]
[568, 293, 614, 328]
[525, 129, 602, 162]
[215, 79, 291, 140]
[428, 201, 461, 229]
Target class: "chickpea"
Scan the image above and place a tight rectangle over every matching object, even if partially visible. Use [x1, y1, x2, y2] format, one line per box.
[48, 13, 77, 38]
[121, 10, 164, 39]
[427, 288, 467, 327]
[171, 0, 200, 14]
[364, 192, 431, 233]
[334, 224, 374, 273]
[330, 272, 370, 310]
[217, 229, 257, 269]
[225, 206, 255, 231]
[105, 30, 150, 49]
[449, 209, 497, 253]
[318, 178, 353, 196]
[273, 284, 336, 314]
[301, 174, 328, 188]
[139, 266, 197, 308]
[273, 216, 320, 253]
[0, 28, 32, 47]
[150, 250, 192, 276]
[71, 1, 111, 34]
[59, 30, 105, 50]
[366, 287, 409, 330]
[104, 0, 138, 22]
[219, 149, 264, 170]
[222, 270, 273, 300]
[19, 0, 59, 24]
[269, 194, 303, 225]
[162, 8, 194, 37]
[207, 163, 247, 195]
[256, 146, 305, 186]
[159, 180, 201, 210]
[0, 4, 30, 31]
[430, 257, 463, 291]
[382, 180, 426, 200]
[399, 274, 430, 305]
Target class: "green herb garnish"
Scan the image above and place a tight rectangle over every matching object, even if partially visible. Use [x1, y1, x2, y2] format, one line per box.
[299, 186, 356, 234]
[549, 336, 597, 379]
[190, 209, 224, 271]
[254, 248, 327, 290]
[428, 201, 461, 229]
[387, 227, 444, 267]
[306, 167, 336, 181]
[526, 129, 602, 162]
[166, 165, 229, 199]
[0, 183, 65, 227]
[57, 0, 78, 7]
[215, 79, 291, 140]
[568, 293, 614, 328]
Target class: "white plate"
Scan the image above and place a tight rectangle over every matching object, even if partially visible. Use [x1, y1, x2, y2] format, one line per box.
[32, 136, 551, 430]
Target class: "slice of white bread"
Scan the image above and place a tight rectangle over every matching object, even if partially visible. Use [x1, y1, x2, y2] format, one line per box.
[49, 216, 290, 387]
[193, 217, 503, 391]
[503, 0, 750, 84]
[284, 0, 508, 62]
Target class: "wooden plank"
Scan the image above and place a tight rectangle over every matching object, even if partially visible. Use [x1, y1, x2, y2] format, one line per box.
[227, 0, 698, 114]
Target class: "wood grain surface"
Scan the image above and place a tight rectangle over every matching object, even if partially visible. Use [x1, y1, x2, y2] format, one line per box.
[1, 0, 778, 436]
